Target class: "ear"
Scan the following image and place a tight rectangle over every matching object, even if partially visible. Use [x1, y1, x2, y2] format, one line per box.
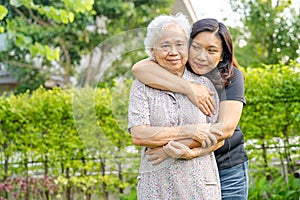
[150, 48, 156, 58]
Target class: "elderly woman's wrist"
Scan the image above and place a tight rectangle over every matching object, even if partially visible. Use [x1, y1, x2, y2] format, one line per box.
[178, 124, 197, 139]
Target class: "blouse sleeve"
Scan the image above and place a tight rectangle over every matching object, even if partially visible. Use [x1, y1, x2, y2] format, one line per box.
[127, 80, 150, 131]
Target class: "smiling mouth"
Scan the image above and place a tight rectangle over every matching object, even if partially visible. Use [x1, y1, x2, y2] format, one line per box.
[169, 59, 181, 64]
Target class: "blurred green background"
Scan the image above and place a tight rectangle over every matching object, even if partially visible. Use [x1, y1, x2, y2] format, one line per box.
[0, 0, 299, 199]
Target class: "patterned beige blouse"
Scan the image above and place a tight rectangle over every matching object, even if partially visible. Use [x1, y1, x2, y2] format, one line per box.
[128, 69, 221, 200]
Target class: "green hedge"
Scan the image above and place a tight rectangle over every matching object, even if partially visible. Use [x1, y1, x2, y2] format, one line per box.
[0, 85, 138, 200]
[240, 61, 300, 199]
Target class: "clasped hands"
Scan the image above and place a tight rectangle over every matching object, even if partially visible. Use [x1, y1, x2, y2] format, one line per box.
[146, 123, 223, 165]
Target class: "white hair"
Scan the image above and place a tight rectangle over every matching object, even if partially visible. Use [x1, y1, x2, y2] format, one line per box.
[144, 13, 191, 59]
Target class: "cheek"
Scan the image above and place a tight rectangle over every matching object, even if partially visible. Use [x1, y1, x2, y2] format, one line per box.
[211, 57, 222, 66]
[182, 52, 188, 61]
[188, 50, 197, 62]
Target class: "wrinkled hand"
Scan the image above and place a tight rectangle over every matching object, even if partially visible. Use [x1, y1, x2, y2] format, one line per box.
[163, 141, 189, 159]
[187, 82, 215, 116]
[191, 123, 215, 144]
[201, 126, 223, 148]
[146, 147, 168, 165]
[162, 141, 192, 159]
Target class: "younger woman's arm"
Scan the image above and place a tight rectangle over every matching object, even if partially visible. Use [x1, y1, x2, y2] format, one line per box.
[132, 59, 215, 116]
[213, 100, 243, 140]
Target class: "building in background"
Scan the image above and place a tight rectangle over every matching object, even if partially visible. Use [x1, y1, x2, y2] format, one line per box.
[172, 0, 198, 23]
[0, 69, 19, 95]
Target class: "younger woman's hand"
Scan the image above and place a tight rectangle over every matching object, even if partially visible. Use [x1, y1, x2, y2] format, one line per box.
[186, 82, 215, 116]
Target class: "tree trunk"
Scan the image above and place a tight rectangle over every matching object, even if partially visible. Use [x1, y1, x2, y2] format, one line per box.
[44, 155, 49, 200]
[100, 158, 108, 200]
[283, 124, 294, 174]
[118, 145, 123, 194]
[262, 142, 271, 180]
[66, 167, 71, 200]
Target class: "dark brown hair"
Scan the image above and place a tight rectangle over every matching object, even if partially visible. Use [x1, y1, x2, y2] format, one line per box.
[186, 18, 238, 87]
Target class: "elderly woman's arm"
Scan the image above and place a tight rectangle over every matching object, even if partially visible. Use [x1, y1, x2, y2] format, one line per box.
[132, 59, 215, 116]
[130, 123, 221, 149]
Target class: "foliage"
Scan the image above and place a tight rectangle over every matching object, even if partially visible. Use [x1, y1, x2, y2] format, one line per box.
[240, 61, 300, 180]
[120, 187, 137, 200]
[0, 85, 140, 199]
[241, 61, 300, 139]
[0, 5, 7, 32]
[0, 176, 60, 199]
[248, 174, 300, 200]
[228, 0, 300, 66]
[0, 0, 172, 93]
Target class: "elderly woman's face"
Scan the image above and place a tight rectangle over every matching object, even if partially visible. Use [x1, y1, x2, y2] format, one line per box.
[188, 31, 223, 75]
[151, 24, 188, 76]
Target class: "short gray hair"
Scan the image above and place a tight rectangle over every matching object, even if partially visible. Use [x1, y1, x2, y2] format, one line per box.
[144, 13, 191, 59]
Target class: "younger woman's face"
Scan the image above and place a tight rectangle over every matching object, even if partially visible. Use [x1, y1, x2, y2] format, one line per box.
[188, 31, 223, 75]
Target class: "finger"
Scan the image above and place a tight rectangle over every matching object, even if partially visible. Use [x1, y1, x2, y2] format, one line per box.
[170, 141, 189, 151]
[208, 133, 217, 146]
[206, 97, 215, 113]
[202, 138, 211, 148]
[199, 104, 211, 116]
[153, 158, 164, 165]
[145, 150, 154, 155]
[164, 145, 182, 158]
[202, 99, 213, 116]
[207, 88, 215, 95]
[148, 155, 158, 161]
[201, 140, 207, 148]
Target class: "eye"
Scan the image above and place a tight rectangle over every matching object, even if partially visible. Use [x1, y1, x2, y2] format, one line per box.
[161, 44, 170, 50]
[191, 44, 200, 50]
[208, 48, 218, 53]
[176, 43, 186, 49]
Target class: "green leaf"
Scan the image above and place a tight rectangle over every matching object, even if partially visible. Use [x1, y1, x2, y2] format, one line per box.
[9, 0, 23, 7]
[60, 9, 69, 24]
[0, 5, 8, 20]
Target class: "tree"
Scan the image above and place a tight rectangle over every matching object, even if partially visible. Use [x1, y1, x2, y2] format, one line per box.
[0, 0, 172, 93]
[228, 0, 300, 67]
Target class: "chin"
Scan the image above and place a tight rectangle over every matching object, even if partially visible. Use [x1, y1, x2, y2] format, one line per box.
[193, 69, 206, 75]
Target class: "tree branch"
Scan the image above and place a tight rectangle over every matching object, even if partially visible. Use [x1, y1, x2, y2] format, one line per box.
[11, 6, 31, 24]
[57, 37, 71, 84]
[28, 9, 52, 27]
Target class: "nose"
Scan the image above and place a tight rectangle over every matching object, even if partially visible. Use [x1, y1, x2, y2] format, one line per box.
[169, 45, 179, 55]
[196, 49, 207, 61]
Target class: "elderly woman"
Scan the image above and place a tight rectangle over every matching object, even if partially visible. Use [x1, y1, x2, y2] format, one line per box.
[128, 13, 222, 199]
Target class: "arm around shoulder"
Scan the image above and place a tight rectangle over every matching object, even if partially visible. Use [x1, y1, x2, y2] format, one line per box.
[132, 59, 190, 93]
